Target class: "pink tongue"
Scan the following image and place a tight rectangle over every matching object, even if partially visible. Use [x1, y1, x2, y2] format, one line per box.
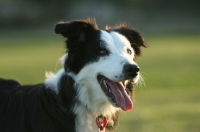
[106, 81, 133, 111]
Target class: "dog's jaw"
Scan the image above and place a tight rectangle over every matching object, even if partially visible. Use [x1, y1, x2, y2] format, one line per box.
[97, 75, 133, 111]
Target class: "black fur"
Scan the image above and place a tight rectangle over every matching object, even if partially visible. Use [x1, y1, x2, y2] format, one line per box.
[55, 19, 102, 74]
[0, 78, 76, 132]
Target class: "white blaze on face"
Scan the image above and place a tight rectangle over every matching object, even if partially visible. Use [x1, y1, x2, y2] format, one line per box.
[100, 30, 135, 62]
[98, 30, 137, 81]
[109, 31, 135, 61]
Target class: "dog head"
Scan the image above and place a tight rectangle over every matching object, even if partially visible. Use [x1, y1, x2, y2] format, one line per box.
[55, 18, 147, 111]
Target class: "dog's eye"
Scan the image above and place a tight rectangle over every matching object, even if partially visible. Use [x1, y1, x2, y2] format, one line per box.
[127, 49, 132, 55]
[100, 49, 108, 55]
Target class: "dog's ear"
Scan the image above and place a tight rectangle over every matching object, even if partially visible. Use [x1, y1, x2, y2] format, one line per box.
[106, 24, 148, 56]
[55, 18, 98, 42]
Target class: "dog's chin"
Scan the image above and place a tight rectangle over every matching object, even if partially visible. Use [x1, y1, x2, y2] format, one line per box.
[97, 75, 133, 111]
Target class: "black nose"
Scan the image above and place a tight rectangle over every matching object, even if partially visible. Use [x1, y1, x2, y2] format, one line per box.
[124, 64, 139, 77]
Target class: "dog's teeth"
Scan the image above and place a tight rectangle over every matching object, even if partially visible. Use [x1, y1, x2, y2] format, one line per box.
[103, 80, 107, 87]
[100, 77, 104, 83]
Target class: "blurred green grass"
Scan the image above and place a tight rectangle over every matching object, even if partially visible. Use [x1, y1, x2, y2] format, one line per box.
[0, 29, 200, 132]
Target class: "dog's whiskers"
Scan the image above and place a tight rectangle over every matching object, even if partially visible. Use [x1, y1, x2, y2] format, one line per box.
[136, 73, 146, 89]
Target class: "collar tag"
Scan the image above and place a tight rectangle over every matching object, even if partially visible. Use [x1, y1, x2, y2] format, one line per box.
[96, 115, 107, 132]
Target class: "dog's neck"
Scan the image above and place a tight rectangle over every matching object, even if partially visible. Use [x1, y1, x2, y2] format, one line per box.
[73, 100, 118, 132]
[45, 68, 120, 132]
[72, 81, 119, 132]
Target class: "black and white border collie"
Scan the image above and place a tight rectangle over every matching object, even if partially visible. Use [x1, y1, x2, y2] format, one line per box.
[0, 18, 147, 132]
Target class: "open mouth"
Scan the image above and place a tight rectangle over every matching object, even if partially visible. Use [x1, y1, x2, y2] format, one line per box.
[97, 75, 133, 111]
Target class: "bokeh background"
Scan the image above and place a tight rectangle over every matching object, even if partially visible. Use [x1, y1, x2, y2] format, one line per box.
[0, 0, 200, 132]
